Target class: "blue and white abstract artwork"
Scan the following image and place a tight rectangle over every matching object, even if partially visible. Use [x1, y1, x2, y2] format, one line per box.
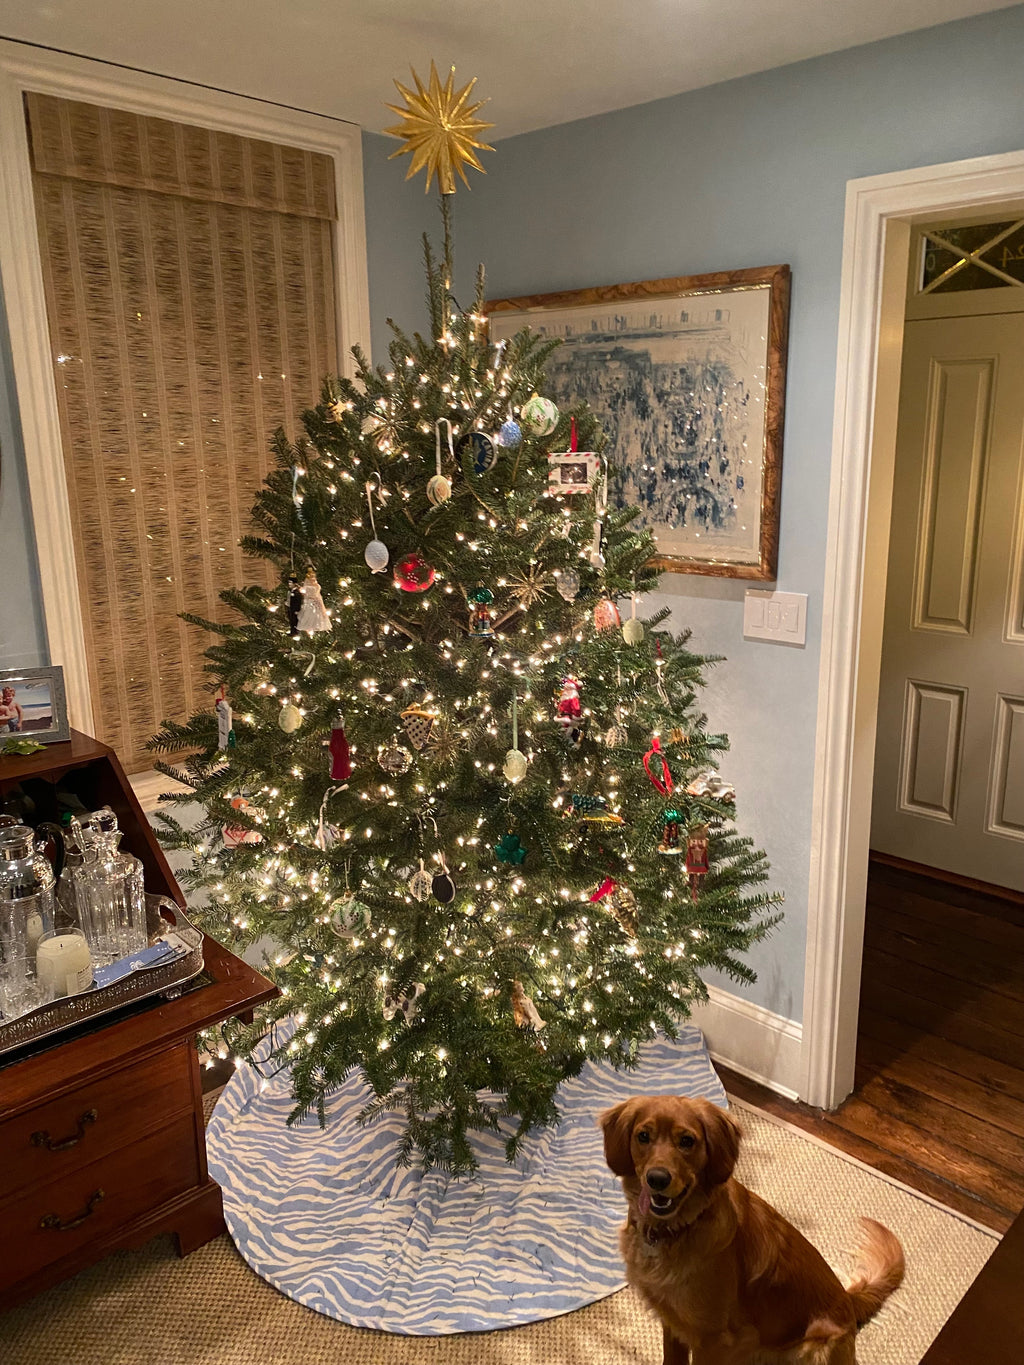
[207, 1026, 726, 1335]
[490, 285, 773, 569]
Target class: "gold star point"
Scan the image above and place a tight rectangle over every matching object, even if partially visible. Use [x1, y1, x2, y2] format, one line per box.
[384, 61, 494, 195]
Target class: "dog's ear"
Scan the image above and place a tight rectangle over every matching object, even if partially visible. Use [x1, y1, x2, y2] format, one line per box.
[696, 1100, 741, 1187]
[599, 1098, 640, 1177]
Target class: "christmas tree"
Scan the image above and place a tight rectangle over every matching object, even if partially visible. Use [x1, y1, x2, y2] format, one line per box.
[151, 65, 781, 1175]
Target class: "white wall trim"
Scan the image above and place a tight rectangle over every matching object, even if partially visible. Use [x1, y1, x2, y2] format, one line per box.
[802, 147, 1024, 1110]
[691, 986, 803, 1100]
[0, 39, 371, 734]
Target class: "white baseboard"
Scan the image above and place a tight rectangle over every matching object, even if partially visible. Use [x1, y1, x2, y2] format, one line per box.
[691, 986, 803, 1101]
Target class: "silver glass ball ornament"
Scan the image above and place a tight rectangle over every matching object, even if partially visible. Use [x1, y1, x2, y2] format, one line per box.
[365, 539, 389, 573]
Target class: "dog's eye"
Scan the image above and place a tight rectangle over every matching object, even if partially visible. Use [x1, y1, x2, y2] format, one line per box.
[677, 1134, 695, 1149]
[636, 1130, 651, 1144]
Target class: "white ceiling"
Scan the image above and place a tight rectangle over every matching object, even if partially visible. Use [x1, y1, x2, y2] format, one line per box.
[0, 1, 1017, 139]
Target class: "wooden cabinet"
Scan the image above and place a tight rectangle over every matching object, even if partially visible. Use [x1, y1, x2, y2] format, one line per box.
[0, 731, 277, 1310]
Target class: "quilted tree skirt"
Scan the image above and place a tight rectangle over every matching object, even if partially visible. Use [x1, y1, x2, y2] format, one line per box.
[206, 1025, 725, 1335]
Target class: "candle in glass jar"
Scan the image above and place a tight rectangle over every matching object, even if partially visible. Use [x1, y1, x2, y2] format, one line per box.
[35, 932, 93, 997]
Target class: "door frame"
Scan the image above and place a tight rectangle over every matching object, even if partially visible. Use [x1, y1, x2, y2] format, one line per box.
[802, 147, 1024, 1109]
[0, 39, 371, 735]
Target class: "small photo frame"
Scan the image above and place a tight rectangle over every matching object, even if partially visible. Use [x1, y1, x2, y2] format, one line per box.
[547, 452, 601, 495]
[0, 665, 70, 745]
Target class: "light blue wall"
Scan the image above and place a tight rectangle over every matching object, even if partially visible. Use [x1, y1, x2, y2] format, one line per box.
[0, 288, 47, 670]
[451, 4, 1024, 1021]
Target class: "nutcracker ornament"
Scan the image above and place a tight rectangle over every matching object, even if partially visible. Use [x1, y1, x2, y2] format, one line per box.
[467, 585, 495, 636]
[686, 823, 711, 900]
[658, 808, 683, 855]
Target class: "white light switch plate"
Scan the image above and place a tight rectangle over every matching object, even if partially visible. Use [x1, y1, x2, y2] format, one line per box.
[743, 590, 808, 646]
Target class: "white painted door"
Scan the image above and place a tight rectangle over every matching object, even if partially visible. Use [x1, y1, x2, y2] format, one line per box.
[871, 311, 1024, 889]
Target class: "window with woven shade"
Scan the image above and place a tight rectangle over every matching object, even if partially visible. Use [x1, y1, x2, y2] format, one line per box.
[26, 92, 339, 773]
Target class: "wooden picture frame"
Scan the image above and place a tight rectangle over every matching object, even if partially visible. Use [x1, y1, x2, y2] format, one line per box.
[487, 264, 790, 580]
[0, 664, 70, 745]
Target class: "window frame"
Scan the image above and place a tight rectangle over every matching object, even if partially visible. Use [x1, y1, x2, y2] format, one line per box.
[0, 39, 371, 748]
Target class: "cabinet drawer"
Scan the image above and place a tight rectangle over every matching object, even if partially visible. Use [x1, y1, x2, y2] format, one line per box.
[0, 1043, 193, 1198]
[5, 1111, 200, 1285]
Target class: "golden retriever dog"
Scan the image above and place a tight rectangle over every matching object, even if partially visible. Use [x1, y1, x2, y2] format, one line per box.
[600, 1095, 904, 1364]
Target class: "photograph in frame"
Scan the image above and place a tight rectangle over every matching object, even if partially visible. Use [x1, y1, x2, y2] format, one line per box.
[487, 265, 790, 580]
[0, 665, 70, 745]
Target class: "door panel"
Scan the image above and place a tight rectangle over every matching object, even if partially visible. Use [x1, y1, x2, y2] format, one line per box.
[873, 313, 1024, 888]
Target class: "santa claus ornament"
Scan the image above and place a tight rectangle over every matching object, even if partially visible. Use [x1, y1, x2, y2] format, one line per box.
[554, 674, 582, 743]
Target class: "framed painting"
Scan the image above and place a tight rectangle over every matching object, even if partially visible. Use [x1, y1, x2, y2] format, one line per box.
[487, 264, 790, 580]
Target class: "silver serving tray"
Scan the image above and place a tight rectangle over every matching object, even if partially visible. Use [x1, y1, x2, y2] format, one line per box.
[0, 894, 205, 1058]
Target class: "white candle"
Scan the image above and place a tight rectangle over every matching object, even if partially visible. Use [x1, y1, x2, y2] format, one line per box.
[36, 932, 93, 998]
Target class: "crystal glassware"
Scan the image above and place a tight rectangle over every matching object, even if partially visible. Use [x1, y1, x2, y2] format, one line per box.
[75, 809, 148, 965]
[0, 823, 57, 1021]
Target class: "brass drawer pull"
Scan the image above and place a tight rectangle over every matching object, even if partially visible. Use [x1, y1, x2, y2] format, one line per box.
[31, 1108, 98, 1152]
[39, 1188, 105, 1231]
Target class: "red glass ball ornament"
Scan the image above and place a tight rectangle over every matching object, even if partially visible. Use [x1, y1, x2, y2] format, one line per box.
[394, 551, 435, 593]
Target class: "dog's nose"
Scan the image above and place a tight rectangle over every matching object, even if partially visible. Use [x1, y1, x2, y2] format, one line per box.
[645, 1167, 672, 1192]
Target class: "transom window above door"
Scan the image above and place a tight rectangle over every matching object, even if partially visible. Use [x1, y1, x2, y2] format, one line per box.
[919, 218, 1024, 294]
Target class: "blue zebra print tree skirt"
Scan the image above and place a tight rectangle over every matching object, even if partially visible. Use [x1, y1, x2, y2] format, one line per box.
[206, 1026, 726, 1334]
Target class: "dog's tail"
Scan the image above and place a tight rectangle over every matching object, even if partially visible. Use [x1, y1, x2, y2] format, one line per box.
[844, 1217, 905, 1326]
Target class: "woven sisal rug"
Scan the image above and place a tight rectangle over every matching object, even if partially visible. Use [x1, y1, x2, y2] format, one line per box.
[0, 1098, 997, 1364]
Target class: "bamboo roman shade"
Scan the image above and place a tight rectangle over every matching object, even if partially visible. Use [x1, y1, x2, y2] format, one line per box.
[27, 92, 339, 772]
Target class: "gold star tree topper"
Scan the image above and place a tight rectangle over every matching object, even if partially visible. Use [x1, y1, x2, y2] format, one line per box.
[384, 62, 494, 195]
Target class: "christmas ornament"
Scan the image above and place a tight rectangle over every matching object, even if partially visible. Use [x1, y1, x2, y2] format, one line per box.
[431, 854, 457, 904]
[279, 702, 303, 733]
[609, 884, 638, 936]
[520, 394, 559, 437]
[512, 979, 546, 1031]
[555, 569, 580, 602]
[567, 793, 624, 825]
[658, 809, 683, 855]
[215, 692, 235, 751]
[642, 735, 674, 795]
[554, 675, 581, 729]
[328, 397, 349, 423]
[223, 796, 263, 848]
[509, 562, 550, 608]
[297, 568, 331, 633]
[424, 713, 462, 768]
[427, 418, 454, 506]
[604, 720, 629, 748]
[494, 832, 527, 865]
[685, 770, 735, 803]
[459, 429, 499, 475]
[383, 981, 426, 1024]
[593, 597, 621, 632]
[329, 714, 352, 781]
[408, 859, 433, 901]
[378, 740, 413, 774]
[401, 704, 437, 751]
[686, 824, 711, 900]
[622, 594, 644, 646]
[588, 468, 609, 569]
[327, 894, 371, 939]
[467, 584, 494, 636]
[394, 550, 436, 592]
[548, 419, 600, 495]
[363, 481, 389, 574]
[287, 574, 303, 634]
[383, 62, 494, 195]
[497, 416, 522, 448]
[503, 693, 528, 782]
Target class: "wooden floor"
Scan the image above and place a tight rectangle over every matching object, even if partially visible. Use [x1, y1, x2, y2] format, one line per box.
[722, 858, 1024, 1234]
